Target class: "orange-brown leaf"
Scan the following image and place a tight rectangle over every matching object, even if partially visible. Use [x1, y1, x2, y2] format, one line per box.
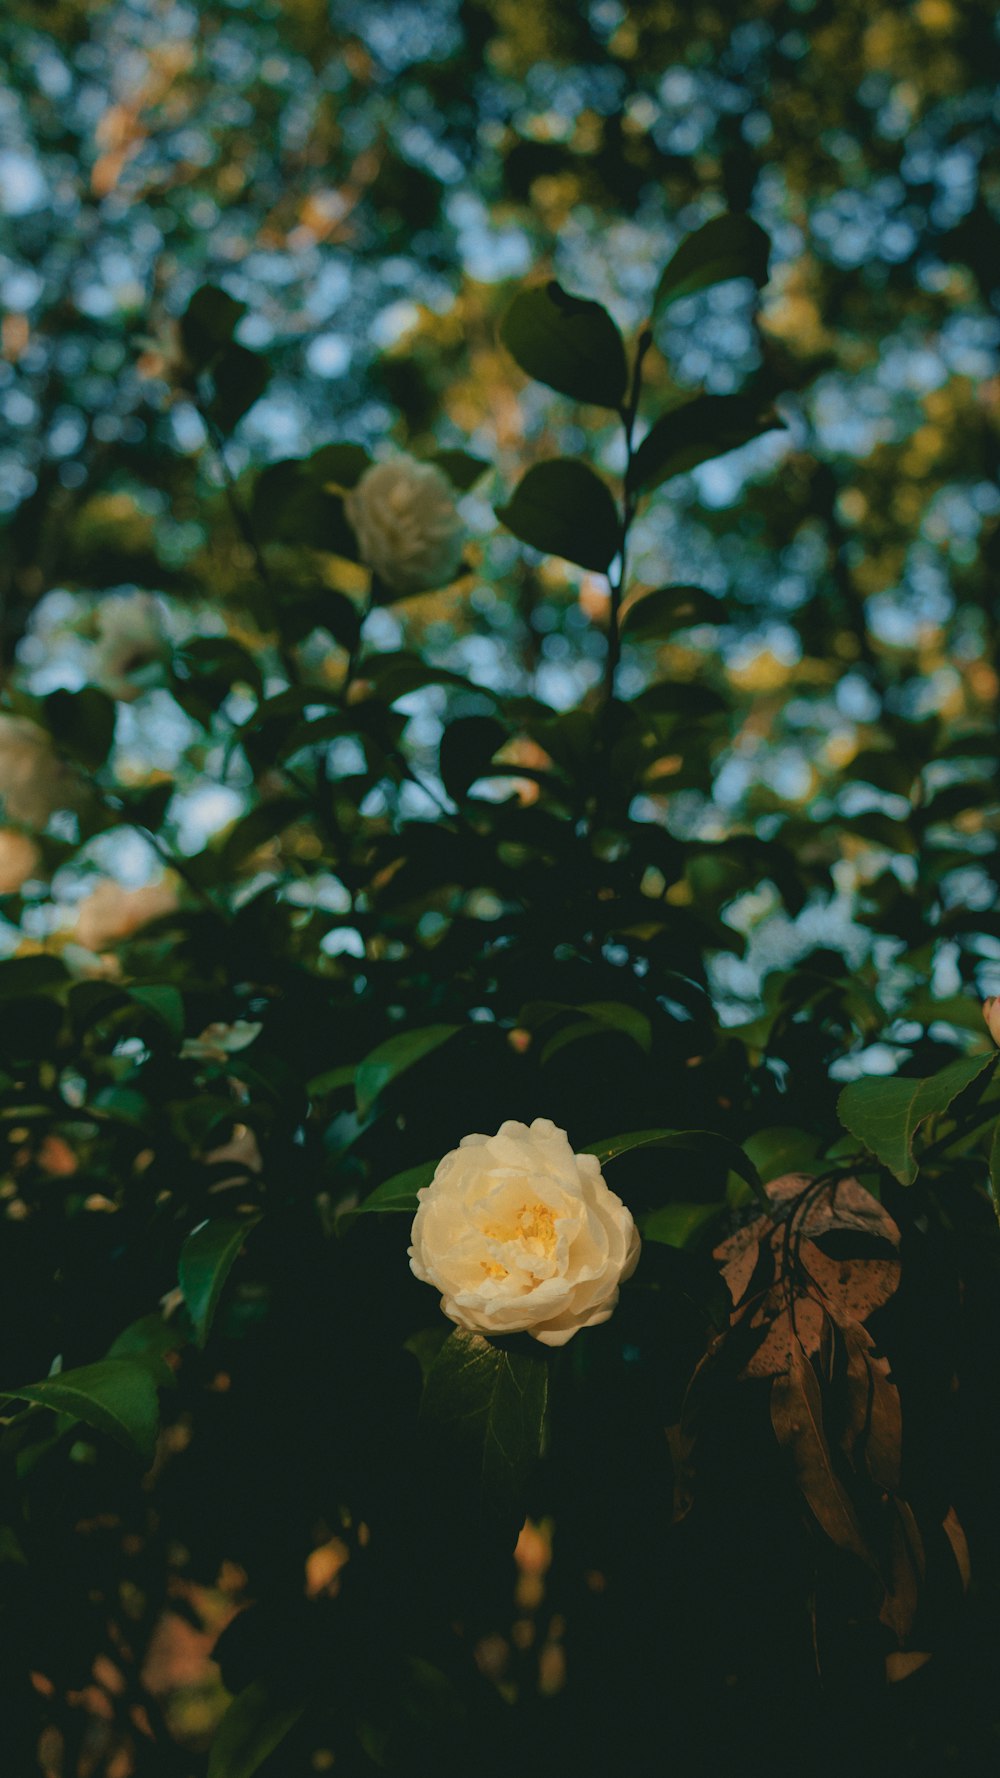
[743, 1290, 827, 1378]
[770, 1336, 877, 1569]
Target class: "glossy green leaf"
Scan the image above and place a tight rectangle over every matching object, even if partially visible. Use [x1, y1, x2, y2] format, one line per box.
[208, 1676, 307, 1778]
[349, 1160, 437, 1218]
[742, 1126, 824, 1186]
[179, 1215, 263, 1348]
[356, 1025, 462, 1120]
[500, 280, 628, 408]
[641, 1202, 723, 1247]
[584, 1128, 763, 1199]
[620, 584, 724, 639]
[6, 1359, 161, 1462]
[496, 459, 621, 572]
[837, 1052, 996, 1184]
[420, 1330, 549, 1522]
[629, 395, 785, 494]
[654, 214, 771, 310]
[107, 1314, 182, 1385]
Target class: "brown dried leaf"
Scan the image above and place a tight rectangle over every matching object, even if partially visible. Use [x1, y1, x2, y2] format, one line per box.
[714, 1219, 765, 1309]
[767, 1173, 900, 1249]
[770, 1336, 877, 1570]
[800, 1235, 899, 1322]
[840, 1323, 902, 1492]
[879, 1497, 924, 1642]
[743, 1290, 827, 1379]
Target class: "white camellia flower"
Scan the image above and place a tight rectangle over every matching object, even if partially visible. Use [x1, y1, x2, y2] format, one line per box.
[0, 828, 41, 893]
[75, 877, 178, 953]
[343, 454, 464, 596]
[0, 714, 81, 828]
[93, 592, 168, 701]
[409, 1117, 640, 1347]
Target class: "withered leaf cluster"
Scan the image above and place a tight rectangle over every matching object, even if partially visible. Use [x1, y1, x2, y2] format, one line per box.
[669, 1173, 970, 1663]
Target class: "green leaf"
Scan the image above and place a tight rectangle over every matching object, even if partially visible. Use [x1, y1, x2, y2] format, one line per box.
[310, 442, 372, 488]
[641, 1202, 723, 1247]
[420, 1330, 549, 1522]
[988, 1121, 1000, 1225]
[629, 395, 784, 494]
[107, 1314, 182, 1385]
[128, 985, 185, 1040]
[620, 584, 724, 639]
[903, 994, 987, 1034]
[218, 796, 304, 873]
[44, 686, 116, 770]
[356, 1025, 462, 1120]
[208, 1676, 307, 1778]
[349, 1160, 437, 1219]
[500, 280, 628, 409]
[252, 459, 360, 557]
[7, 1359, 161, 1462]
[180, 285, 246, 367]
[179, 1216, 263, 1348]
[439, 715, 507, 802]
[174, 636, 263, 703]
[209, 343, 270, 434]
[431, 449, 490, 491]
[0, 955, 69, 999]
[524, 999, 652, 1060]
[363, 653, 492, 707]
[654, 214, 771, 310]
[837, 1053, 997, 1185]
[742, 1126, 824, 1186]
[584, 1128, 763, 1199]
[497, 460, 621, 573]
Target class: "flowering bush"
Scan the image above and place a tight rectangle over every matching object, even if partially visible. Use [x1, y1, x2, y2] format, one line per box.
[1, 208, 999, 1778]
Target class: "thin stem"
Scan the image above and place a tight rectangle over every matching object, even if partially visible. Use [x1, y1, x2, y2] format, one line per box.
[604, 325, 653, 706]
[198, 398, 301, 686]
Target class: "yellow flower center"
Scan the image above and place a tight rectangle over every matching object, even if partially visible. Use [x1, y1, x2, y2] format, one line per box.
[481, 1202, 558, 1279]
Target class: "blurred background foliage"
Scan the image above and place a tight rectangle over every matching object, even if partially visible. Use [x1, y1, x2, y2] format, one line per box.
[2, 0, 1000, 1775]
[1, 0, 999, 1020]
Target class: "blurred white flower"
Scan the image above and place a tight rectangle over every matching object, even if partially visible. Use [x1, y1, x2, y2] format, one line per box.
[0, 714, 80, 828]
[409, 1117, 640, 1347]
[75, 877, 178, 952]
[93, 593, 169, 702]
[344, 455, 464, 596]
[0, 828, 41, 893]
